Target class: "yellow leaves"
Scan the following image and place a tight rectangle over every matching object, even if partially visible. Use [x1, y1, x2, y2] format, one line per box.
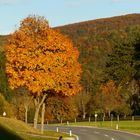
[5, 15, 82, 97]
[101, 80, 119, 96]
[96, 80, 122, 112]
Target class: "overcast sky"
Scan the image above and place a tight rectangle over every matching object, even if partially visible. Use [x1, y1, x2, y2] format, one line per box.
[0, 0, 140, 34]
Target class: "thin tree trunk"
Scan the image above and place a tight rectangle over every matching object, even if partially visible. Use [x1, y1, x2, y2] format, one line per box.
[24, 96, 33, 124]
[83, 112, 86, 119]
[25, 106, 28, 124]
[81, 99, 86, 119]
[108, 110, 111, 118]
[41, 103, 45, 134]
[103, 112, 105, 122]
[34, 106, 40, 129]
[117, 114, 120, 122]
[124, 114, 126, 119]
[33, 94, 47, 129]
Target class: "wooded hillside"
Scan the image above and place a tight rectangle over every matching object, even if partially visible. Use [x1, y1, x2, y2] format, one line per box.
[0, 14, 140, 117]
[56, 14, 140, 94]
[1, 14, 140, 93]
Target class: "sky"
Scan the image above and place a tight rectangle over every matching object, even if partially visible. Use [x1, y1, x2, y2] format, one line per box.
[0, 0, 140, 35]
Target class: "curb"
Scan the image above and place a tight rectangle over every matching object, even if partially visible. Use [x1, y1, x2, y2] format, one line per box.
[22, 132, 79, 140]
[63, 132, 79, 140]
[64, 138, 75, 140]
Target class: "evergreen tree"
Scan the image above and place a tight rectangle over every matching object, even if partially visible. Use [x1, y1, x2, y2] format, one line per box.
[0, 51, 13, 100]
[105, 33, 140, 115]
[105, 40, 135, 87]
[134, 34, 140, 81]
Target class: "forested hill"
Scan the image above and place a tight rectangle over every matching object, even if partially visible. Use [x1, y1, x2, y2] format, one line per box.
[0, 14, 140, 93]
[56, 14, 140, 53]
[0, 35, 9, 51]
[56, 14, 140, 33]
[56, 14, 140, 93]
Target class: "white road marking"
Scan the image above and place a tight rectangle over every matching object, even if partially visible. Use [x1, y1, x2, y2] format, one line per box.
[94, 131, 100, 134]
[104, 134, 109, 137]
[76, 135, 79, 140]
[74, 135, 79, 140]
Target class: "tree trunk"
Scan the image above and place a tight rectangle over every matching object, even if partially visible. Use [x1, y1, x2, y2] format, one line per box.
[124, 114, 126, 119]
[108, 110, 111, 118]
[103, 112, 105, 122]
[25, 106, 28, 124]
[60, 119, 63, 124]
[41, 103, 45, 134]
[33, 94, 47, 129]
[117, 114, 120, 122]
[81, 99, 86, 119]
[83, 112, 86, 119]
[34, 106, 40, 129]
[24, 96, 33, 124]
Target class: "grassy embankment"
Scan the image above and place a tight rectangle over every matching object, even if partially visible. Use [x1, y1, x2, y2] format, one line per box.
[61, 120, 140, 135]
[0, 117, 71, 140]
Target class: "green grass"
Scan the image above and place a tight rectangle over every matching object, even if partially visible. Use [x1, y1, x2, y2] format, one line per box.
[61, 120, 140, 135]
[0, 117, 70, 140]
[44, 131, 70, 137]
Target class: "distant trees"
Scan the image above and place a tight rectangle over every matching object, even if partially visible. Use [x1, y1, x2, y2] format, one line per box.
[105, 40, 135, 87]
[71, 90, 91, 119]
[12, 87, 33, 123]
[58, 19, 140, 117]
[131, 34, 140, 115]
[45, 96, 78, 122]
[134, 32, 140, 83]
[105, 32, 140, 115]
[0, 51, 13, 100]
[94, 80, 124, 117]
[84, 26, 140, 118]
[0, 14, 140, 121]
[5, 16, 82, 128]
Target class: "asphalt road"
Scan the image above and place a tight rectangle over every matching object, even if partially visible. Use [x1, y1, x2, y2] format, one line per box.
[45, 125, 140, 140]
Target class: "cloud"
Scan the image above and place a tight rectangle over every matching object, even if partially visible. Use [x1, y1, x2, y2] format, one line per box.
[0, 0, 34, 6]
[0, 0, 19, 6]
[0, 0, 18, 4]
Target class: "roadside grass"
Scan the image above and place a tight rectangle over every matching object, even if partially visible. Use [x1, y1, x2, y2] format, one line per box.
[57, 120, 140, 135]
[44, 131, 70, 137]
[0, 117, 70, 140]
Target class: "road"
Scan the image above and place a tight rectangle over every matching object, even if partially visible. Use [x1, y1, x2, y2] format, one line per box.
[45, 125, 140, 140]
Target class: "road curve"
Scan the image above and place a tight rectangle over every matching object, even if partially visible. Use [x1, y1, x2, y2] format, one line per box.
[45, 125, 140, 140]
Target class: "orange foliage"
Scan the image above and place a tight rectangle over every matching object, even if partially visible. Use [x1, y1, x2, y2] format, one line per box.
[95, 80, 122, 113]
[45, 96, 78, 121]
[5, 16, 82, 96]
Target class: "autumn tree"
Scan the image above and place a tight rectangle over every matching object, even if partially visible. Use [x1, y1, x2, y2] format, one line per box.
[45, 96, 78, 122]
[105, 32, 140, 115]
[5, 16, 82, 129]
[95, 80, 124, 117]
